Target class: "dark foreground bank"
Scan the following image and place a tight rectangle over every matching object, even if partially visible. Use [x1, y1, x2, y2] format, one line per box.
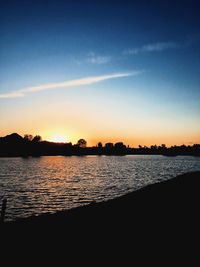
[2, 171, 200, 232]
[1, 171, 200, 261]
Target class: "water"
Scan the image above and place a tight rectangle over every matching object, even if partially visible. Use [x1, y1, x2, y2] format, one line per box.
[0, 155, 200, 221]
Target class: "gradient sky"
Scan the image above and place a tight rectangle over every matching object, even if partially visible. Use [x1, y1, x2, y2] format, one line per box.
[0, 0, 200, 146]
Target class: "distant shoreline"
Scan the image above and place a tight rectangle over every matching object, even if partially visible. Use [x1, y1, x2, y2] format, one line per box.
[1, 133, 200, 157]
[0, 152, 200, 158]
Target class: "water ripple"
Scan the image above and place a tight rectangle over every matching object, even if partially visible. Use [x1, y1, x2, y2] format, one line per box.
[0, 155, 200, 221]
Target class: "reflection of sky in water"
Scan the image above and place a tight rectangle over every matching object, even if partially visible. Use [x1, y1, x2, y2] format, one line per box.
[0, 155, 200, 221]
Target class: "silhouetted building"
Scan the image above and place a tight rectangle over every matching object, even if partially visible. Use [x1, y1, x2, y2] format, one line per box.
[105, 143, 114, 149]
[114, 142, 126, 149]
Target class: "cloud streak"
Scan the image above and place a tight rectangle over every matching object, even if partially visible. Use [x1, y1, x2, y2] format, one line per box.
[124, 42, 179, 55]
[86, 52, 111, 65]
[0, 71, 141, 99]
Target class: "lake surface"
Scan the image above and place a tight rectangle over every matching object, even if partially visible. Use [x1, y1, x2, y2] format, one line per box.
[0, 155, 200, 221]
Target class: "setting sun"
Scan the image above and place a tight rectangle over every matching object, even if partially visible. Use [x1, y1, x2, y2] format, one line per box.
[40, 128, 82, 145]
[50, 134, 67, 143]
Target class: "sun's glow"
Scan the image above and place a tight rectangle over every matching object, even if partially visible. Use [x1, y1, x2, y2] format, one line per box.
[40, 128, 88, 145]
[49, 134, 67, 143]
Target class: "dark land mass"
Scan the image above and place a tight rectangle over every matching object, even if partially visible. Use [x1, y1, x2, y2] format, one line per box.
[0, 132, 200, 157]
[0, 172, 200, 266]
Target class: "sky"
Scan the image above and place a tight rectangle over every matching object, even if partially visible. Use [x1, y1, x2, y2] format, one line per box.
[0, 0, 200, 146]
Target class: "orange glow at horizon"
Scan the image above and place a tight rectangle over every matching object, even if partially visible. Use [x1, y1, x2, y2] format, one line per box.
[0, 129, 199, 147]
[40, 127, 85, 144]
[48, 134, 67, 143]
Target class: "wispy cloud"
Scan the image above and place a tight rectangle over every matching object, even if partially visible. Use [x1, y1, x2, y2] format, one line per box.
[0, 92, 25, 99]
[73, 52, 111, 66]
[0, 71, 141, 99]
[86, 52, 111, 65]
[124, 42, 179, 55]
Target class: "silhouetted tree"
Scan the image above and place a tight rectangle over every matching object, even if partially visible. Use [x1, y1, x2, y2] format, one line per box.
[97, 142, 103, 148]
[32, 135, 42, 142]
[151, 145, 158, 150]
[77, 139, 87, 148]
[0, 132, 200, 157]
[24, 134, 33, 142]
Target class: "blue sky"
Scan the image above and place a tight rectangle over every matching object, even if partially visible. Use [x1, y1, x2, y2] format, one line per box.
[0, 0, 200, 146]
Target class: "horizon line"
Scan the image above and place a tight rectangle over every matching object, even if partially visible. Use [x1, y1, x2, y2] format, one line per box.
[1, 132, 199, 148]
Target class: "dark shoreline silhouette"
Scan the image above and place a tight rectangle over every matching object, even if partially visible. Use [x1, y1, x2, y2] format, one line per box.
[1, 171, 200, 235]
[0, 133, 200, 157]
[1, 171, 200, 262]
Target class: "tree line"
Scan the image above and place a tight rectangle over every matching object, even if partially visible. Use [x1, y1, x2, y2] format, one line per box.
[0, 133, 199, 157]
